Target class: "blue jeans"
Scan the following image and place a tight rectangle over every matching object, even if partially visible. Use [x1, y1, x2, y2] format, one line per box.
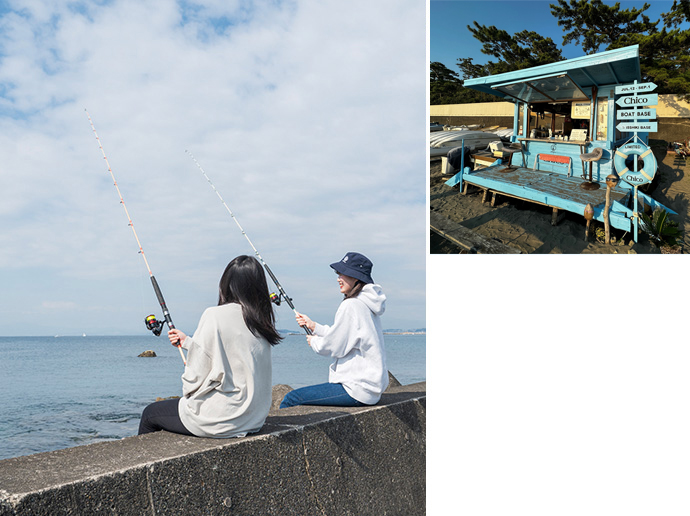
[280, 382, 365, 409]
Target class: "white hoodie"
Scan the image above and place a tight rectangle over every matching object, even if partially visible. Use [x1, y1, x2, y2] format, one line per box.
[310, 284, 388, 405]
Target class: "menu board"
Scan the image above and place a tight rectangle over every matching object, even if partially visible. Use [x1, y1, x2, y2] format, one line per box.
[570, 129, 588, 141]
[571, 101, 591, 119]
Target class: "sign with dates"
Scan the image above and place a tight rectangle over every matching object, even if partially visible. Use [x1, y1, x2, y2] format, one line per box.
[615, 82, 657, 94]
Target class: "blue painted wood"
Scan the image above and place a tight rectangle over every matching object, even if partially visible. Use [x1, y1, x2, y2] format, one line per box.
[612, 200, 633, 218]
[445, 166, 471, 188]
[462, 165, 633, 231]
[637, 191, 679, 215]
[514, 140, 624, 188]
[464, 45, 641, 99]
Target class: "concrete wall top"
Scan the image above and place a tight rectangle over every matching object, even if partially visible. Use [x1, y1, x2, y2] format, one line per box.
[0, 382, 426, 516]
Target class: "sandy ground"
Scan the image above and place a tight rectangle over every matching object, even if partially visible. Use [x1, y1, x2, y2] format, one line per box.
[430, 140, 689, 254]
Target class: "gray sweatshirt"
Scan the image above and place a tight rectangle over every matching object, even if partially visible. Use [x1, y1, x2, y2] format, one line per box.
[310, 284, 389, 404]
[177, 303, 272, 438]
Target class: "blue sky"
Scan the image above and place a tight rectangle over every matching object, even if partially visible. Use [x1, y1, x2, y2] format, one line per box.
[431, 0, 689, 77]
[0, 0, 425, 336]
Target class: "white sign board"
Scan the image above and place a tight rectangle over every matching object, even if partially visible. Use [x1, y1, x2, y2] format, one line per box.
[616, 122, 658, 132]
[615, 82, 657, 94]
[617, 108, 657, 120]
[571, 101, 590, 119]
[615, 94, 658, 108]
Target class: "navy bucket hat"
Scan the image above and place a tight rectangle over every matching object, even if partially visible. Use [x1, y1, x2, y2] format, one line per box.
[330, 252, 374, 284]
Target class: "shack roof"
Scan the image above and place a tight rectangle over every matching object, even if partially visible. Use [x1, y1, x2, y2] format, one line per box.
[463, 45, 641, 103]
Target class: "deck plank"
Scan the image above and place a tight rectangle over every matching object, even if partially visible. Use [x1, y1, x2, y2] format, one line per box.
[463, 165, 632, 231]
[430, 211, 522, 254]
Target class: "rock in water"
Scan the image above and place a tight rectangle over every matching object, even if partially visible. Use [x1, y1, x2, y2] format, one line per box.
[138, 350, 157, 357]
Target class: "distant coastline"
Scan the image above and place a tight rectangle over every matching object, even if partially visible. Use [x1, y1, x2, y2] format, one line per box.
[282, 330, 426, 336]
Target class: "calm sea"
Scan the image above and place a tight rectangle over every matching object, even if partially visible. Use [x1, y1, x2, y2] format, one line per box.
[0, 333, 425, 460]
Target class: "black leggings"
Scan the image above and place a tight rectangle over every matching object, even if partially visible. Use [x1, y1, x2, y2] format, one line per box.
[138, 398, 194, 436]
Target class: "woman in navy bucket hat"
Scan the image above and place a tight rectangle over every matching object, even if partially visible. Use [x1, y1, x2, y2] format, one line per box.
[280, 252, 389, 408]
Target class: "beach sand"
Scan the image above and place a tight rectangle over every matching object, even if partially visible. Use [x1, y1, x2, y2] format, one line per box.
[430, 140, 688, 254]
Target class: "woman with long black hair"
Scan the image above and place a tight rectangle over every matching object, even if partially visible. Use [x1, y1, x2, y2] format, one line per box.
[138, 255, 281, 438]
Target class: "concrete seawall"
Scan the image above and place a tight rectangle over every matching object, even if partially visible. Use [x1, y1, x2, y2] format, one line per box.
[0, 382, 425, 515]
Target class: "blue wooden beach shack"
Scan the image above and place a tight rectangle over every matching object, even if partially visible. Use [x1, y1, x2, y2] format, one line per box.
[453, 44, 675, 240]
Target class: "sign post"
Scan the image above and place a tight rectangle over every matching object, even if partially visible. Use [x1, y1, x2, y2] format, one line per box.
[613, 81, 658, 242]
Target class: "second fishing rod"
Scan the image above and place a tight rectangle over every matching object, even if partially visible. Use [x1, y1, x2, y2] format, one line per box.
[185, 150, 312, 336]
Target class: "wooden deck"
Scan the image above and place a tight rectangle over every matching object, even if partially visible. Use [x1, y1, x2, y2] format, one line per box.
[460, 164, 633, 231]
[430, 211, 522, 254]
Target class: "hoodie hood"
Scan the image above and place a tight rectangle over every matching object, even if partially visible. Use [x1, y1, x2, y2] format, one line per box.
[356, 283, 386, 316]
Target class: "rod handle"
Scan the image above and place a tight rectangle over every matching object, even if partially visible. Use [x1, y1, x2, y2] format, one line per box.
[150, 275, 185, 363]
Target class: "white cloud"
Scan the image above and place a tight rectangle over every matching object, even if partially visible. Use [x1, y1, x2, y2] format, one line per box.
[0, 0, 425, 335]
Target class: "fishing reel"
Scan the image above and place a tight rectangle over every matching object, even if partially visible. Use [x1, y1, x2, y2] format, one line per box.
[145, 314, 165, 336]
[269, 292, 293, 307]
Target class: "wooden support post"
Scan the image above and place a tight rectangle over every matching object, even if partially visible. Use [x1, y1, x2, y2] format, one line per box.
[604, 173, 618, 244]
[584, 203, 594, 241]
[604, 186, 611, 244]
[481, 188, 490, 204]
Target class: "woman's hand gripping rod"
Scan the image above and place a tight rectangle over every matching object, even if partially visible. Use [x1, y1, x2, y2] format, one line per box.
[185, 150, 312, 336]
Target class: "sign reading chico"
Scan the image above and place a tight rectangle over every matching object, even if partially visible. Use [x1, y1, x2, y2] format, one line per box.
[615, 93, 658, 107]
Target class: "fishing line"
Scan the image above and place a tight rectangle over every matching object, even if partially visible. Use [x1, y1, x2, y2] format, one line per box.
[85, 109, 187, 365]
[185, 150, 312, 336]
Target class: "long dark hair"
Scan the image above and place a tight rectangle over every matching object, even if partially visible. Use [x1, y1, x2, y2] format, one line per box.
[218, 255, 282, 346]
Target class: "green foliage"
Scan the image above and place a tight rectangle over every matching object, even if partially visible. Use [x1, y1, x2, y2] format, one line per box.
[549, 0, 658, 55]
[434, 0, 690, 105]
[662, 0, 690, 28]
[430, 61, 505, 104]
[430, 62, 460, 83]
[458, 23, 564, 80]
[430, 24, 564, 106]
[639, 208, 683, 247]
[550, 0, 690, 99]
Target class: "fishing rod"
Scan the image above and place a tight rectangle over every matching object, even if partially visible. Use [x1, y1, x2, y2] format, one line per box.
[185, 150, 312, 336]
[85, 109, 187, 365]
